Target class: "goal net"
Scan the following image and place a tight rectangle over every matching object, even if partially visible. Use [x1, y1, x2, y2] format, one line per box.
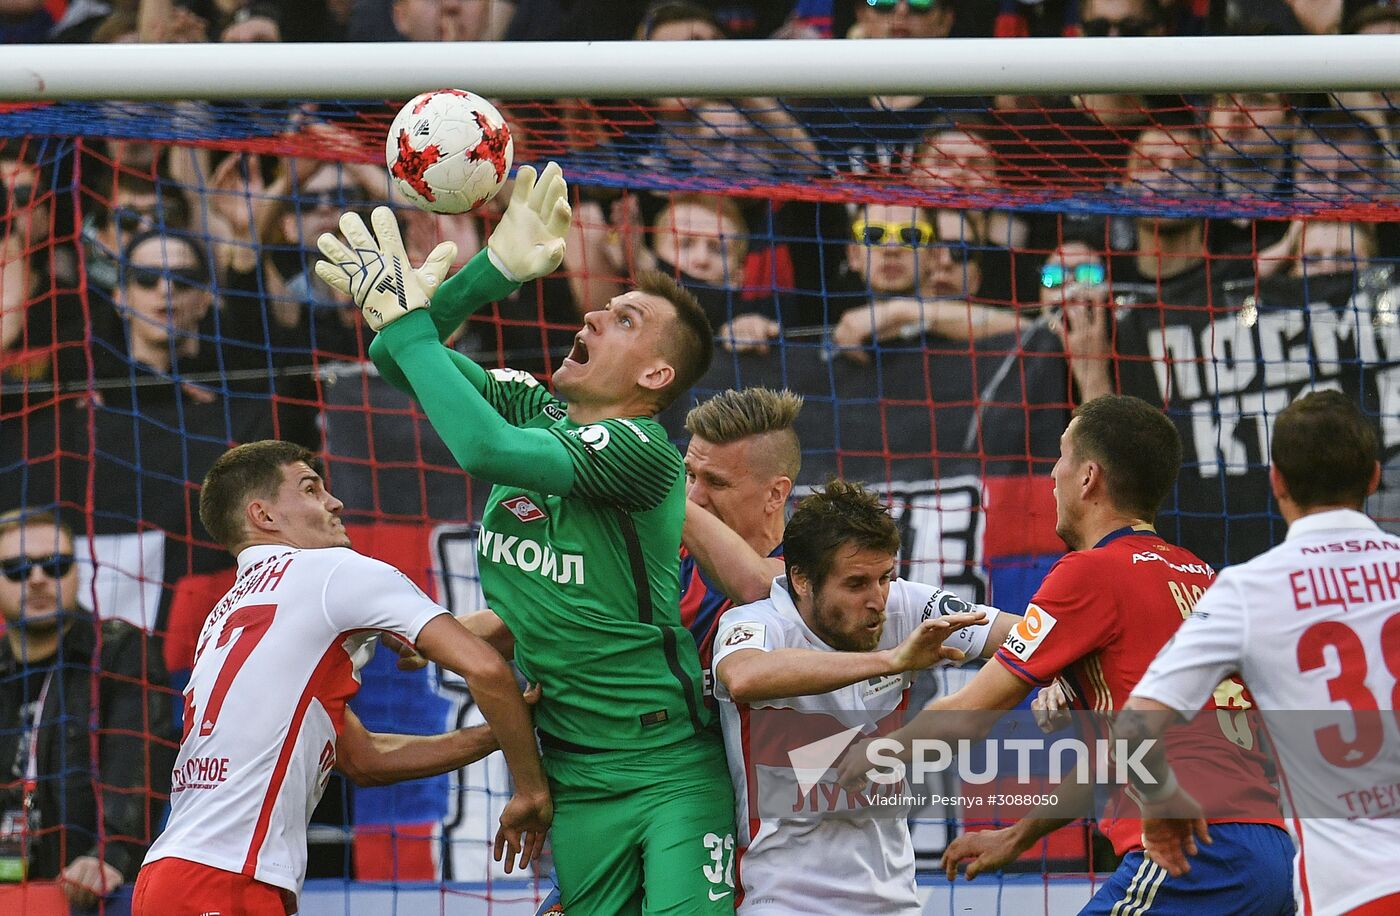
[1, 52, 1397, 915]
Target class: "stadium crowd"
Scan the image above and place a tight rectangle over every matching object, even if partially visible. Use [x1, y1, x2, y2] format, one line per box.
[1, 0, 1399, 911]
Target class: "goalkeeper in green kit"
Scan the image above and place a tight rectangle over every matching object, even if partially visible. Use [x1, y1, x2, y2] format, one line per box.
[316, 163, 738, 914]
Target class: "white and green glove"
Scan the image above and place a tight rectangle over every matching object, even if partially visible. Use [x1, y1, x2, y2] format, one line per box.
[315, 206, 457, 331]
[485, 161, 572, 283]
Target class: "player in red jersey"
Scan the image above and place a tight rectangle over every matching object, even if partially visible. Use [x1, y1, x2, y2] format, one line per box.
[679, 387, 797, 670]
[839, 395, 1292, 915]
[1125, 390, 1400, 915]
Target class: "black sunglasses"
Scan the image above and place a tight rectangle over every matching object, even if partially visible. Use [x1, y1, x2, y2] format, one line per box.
[1081, 16, 1155, 36]
[128, 265, 208, 291]
[1, 554, 76, 583]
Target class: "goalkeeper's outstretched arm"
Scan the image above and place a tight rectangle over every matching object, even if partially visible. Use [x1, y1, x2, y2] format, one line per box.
[377, 309, 578, 492]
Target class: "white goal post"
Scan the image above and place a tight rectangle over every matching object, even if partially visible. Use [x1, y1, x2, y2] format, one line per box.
[2, 35, 1400, 101]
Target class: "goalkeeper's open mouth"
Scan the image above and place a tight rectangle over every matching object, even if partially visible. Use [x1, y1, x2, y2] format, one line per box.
[564, 335, 590, 367]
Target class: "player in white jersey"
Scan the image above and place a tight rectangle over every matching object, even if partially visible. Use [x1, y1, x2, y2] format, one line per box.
[133, 441, 550, 915]
[711, 480, 1013, 914]
[1124, 391, 1400, 916]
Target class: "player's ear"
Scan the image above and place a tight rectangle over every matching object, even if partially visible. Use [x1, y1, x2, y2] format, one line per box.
[790, 567, 811, 601]
[637, 360, 674, 397]
[245, 498, 277, 535]
[1367, 460, 1381, 497]
[1078, 459, 1098, 497]
[768, 476, 793, 515]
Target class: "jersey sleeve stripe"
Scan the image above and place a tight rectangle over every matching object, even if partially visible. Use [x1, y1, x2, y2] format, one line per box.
[993, 650, 1053, 688]
[556, 427, 682, 511]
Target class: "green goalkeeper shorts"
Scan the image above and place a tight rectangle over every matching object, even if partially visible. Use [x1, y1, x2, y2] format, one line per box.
[544, 727, 737, 915]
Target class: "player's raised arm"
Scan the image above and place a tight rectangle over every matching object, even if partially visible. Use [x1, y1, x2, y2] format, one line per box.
[318, 205, 580, 491]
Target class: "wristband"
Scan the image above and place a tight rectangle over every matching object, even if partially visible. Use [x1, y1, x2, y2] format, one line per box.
[487, 246, 522, 283]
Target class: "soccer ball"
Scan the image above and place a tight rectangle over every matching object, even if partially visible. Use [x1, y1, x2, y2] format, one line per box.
[386, 89, 514, 214]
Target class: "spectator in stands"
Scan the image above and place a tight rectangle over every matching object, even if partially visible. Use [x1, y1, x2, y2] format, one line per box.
[654, 98, 817, 183]
[954, 239, 1103, 477]
[830, 204, 1020, 361]
[0, 0, 53, 41]
[796, 0, 982, 176]
[1206, 91, 1298, 253]
[125, 0, 339, 42]
[1287, 219, 1380, 277]
[1046, 124, 1400, 569]
[566, 192, 750, 328]
[912, 120, 1052, 304]
[1291, 106, 1398, 256]
[1111, 123, 1235, 291]
[1073, 0, 1172, 127]
[1207, 92, 1297, 196]
[1221, 0, 1395, 34]
[106, 232, 217, 393]
[1043, 240, 1113, 403]
[82, 170, 194, 293]
[1292, 107, 1392, 203]
[1, 143, 87, 404]
[0, 507, 174, 908]
[993, 0, 1205, 37]
[636, 0, 724, 39]
[97, 229, 295, 418]
[987, 0, 1190, 197]
[386, 0, 512, 40]
[1255, 218, 1381, 279]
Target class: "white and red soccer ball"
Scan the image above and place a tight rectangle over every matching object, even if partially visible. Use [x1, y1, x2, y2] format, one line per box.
[386, 89, 514, 214]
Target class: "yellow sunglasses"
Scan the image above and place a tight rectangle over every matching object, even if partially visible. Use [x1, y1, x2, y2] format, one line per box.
[852, 219, 935, 248]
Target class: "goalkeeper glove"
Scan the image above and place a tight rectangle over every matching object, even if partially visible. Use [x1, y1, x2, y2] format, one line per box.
[485, 161, 572, 283]
[315, 206, 457, 331]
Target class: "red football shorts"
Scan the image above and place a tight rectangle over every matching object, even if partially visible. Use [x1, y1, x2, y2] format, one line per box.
[132, 857, 295, 915]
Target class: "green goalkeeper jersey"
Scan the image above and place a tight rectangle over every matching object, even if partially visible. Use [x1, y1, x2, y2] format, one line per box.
[470, 371, 709, 750]
[368, 252, 711, 752]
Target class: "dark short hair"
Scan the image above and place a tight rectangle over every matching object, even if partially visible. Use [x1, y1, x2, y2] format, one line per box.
[121, 229, 212, 285]
[638, 0, 727, 38]
[1070, 395, 1182, 519]
[783, 479, 900, 594]
[199, 440, 320, 550]
[1272, 390, 1378, 509]
[636, 269, 714, 411]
